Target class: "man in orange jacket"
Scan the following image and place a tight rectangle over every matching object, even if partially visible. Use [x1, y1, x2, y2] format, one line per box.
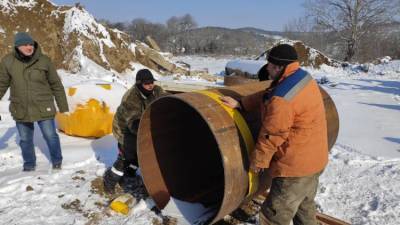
[221, 44, 328, 225]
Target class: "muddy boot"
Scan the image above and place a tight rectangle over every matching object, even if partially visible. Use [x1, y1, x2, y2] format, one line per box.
[119, 164, 138, 191]
[103, 167, 123, 194]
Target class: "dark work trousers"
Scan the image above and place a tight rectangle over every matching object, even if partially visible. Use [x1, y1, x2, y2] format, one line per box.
[260, 172, 322, 225]
[113, 131, 139, 175]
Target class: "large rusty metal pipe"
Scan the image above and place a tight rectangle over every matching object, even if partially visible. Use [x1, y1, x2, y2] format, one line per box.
[137, 81, 339, 224]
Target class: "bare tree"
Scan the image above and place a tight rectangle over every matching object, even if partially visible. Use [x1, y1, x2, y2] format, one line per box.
[284, 16, 337, 58]
[166, 14, 197, 33]
[284, 16, 316, 46]
[110, 22, 127, 31]
[166, 16, 179, 33]
[127, 18, 167, 44]
[284, 16, 313, 34]
[127, 18, 150, 41]
[305, 0, 398, 62]
[166, 14, 198, 53]
[180, 14, 198, 32]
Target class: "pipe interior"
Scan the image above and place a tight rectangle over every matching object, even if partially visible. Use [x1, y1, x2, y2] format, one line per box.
[148, 97, 225, 208]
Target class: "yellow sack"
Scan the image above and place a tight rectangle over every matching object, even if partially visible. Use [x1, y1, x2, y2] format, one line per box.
[56, 98, 114, 138]
[56, 83, 124, 138]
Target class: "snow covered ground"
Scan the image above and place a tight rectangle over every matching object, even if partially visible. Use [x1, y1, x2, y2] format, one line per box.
[0, 56, 399, 225]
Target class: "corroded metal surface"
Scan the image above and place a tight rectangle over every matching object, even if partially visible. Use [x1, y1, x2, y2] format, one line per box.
[138, 93, 248, 224]
[137, 80, 339, 224]
[319, 87, 340, 150]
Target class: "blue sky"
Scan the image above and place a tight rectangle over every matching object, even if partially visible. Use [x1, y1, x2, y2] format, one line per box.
[51, 0, 306, 31]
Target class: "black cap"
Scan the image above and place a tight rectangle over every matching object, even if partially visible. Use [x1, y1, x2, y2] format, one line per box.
[136, 69, 156, 84]
[267, 44, 298, 66]
[14, 32, 35, 47]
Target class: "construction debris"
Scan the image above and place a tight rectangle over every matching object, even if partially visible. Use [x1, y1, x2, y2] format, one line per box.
[145, 36, 161, 51]
[135, 41, 177, 73]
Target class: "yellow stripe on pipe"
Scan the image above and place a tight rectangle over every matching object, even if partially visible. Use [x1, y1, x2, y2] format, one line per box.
[197, 90, 258, 197]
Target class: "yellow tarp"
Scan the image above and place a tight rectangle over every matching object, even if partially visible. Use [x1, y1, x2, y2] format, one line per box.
[56, 98, 114, 138]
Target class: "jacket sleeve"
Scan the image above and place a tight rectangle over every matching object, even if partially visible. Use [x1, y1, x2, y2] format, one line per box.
[47, 60, 69, 113]
[124, 94, 143, 135]
[0, 61, 10, 100]
[251, 96, 294, 168]
[125, 86, 167, 134]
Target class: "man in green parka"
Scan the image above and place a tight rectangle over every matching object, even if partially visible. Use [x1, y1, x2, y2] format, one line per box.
[0, 32, 69, 171]
[103, 69, 168, 194]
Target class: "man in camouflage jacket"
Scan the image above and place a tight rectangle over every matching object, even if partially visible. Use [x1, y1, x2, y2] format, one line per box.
[0, 32, 68, 171]
[103, 69, 168, 194]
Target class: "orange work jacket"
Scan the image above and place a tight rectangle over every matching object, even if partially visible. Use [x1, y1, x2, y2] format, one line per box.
[241, 62, 328, 178]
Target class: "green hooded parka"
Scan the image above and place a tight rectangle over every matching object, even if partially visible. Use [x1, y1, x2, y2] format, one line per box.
[0, 43, 68, 122]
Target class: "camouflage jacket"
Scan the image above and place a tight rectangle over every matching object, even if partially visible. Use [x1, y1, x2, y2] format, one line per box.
[112, 84, 168, 144]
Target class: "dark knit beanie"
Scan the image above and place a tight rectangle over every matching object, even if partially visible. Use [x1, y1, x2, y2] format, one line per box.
[267, 44, 298, 66]
[14, 32, 35, 47]
[136, 69, 156, 84]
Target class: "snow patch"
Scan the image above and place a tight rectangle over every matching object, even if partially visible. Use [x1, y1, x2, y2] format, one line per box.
[258, 33, 282, 40]
[67, 44, 112, 77]
[64, 82, 126, 113]
[62, 6, 115, 49]
[129, 43, 136, 56]
[380, 56, 392, 64]
[49, 8, 60, 19]
[0, 0, 36, 13]
[173, 55, 234, 75]
[318, 145, 400, 225]
[309, 47, 322, 62]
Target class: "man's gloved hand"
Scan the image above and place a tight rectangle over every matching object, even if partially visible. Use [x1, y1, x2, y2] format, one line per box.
[103, 167, 123, 194]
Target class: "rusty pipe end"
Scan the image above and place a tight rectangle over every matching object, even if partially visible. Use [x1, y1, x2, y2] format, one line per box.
[138, 93, 249, 223]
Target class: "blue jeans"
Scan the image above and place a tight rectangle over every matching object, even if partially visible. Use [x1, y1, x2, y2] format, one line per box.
[16, 119, 63, 169]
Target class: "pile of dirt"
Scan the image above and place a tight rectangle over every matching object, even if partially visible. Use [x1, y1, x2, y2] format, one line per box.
[259, 39, 339, 68]
[0, 0, 188, 75]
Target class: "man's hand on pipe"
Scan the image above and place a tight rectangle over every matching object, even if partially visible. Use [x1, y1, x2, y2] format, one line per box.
[250, 161, 262, 173]
[220, 96, 240, 109]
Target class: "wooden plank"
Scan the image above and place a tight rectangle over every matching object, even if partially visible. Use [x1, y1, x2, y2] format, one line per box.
[155, 80, 218, 93]
[145, 36, 161, 51]
[316, 212, 351, 225]
[147, 49, 176, 72]
[135, 43, 176, 72]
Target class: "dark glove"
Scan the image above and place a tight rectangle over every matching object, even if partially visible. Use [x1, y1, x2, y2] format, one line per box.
[124, 164, 138, 178]
[103, 167, 123, 194]
[130, 119, 140, 135]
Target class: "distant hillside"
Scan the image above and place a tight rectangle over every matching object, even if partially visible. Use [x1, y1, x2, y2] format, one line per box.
[0, 0, 137, 73]
[235, 27, 284, 39]
[167, 26, 282, 55]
